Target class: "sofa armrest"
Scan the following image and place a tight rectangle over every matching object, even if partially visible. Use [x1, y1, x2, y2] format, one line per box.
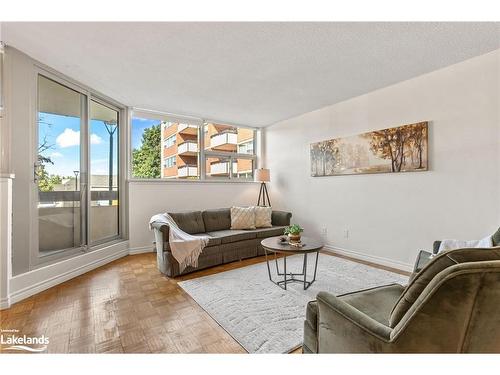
[271, 210, 292, 226]
[412, 250, 432, 274]
[432, 240, 441, 254]
[151, 223, 170, 253]
[316, 291, 392, 352]
[150, 221, 170, 246]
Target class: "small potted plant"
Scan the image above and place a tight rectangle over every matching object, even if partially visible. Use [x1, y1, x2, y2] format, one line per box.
[284, 224, 304, 243]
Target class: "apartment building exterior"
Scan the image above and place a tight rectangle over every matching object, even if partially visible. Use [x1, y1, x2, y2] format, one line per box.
[161, 122, 254, 179]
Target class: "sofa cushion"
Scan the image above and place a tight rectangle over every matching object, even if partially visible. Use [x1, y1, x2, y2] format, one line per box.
[207, 229, 257, 244]
[271, 210, 292, 226]
[252, 226, 286, 238]
[192, 233, 221, 247]
[169, 211, 205, 234]
[162, 234, 221, 252]
[230, 206, 256, 230]
[389, 247, 500, 327]
[432, 227, 499, 253]
[202, 208, 231, 232]
[254, 206, 272, 228]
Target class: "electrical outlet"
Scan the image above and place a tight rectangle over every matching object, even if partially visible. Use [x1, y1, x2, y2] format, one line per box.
[320, 227, 327, 237]
[343, 229, 349, 239]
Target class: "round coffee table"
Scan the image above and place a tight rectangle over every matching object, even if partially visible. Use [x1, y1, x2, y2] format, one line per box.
[260, 236, 323, 290]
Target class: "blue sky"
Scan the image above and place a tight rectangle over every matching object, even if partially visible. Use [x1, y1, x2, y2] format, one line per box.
[39, 112, 118, 177]
[131, 117, 161, 149]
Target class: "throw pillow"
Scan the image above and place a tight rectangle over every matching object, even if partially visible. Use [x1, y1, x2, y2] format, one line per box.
[254, 206, 272, 228]
[437, 235, 493, 254]
[230, 206, 256, 230]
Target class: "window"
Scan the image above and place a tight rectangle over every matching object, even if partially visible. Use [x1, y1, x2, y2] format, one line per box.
[164, 155, 176, 168]
[238, 140, 254, 155]
[131, 116, 163, 178]
[203, 123, 256, 181]
[164, 134, 176, 148]
[131, 113, 201, 180]
[131, 112, 256, 181]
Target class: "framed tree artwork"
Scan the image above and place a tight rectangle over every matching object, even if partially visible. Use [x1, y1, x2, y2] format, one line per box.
[310, 121, 428, 176]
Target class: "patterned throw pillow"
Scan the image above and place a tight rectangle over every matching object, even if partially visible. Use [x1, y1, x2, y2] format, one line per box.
[230, 206, 256, 230]
[254, 206, 272, 228]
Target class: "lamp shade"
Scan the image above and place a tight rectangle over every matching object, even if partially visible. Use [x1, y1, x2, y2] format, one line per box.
[255, 168, 270, 182]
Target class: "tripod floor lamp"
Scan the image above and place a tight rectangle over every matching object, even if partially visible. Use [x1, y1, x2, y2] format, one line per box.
[255, 168, 271, 206]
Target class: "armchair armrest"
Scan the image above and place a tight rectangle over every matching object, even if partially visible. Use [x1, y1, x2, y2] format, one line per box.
[316, 291, 392, 352]
[271, 210, 292, 226]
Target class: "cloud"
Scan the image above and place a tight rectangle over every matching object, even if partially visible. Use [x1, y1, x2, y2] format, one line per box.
[56, 128, 103, 147]
[91, 134, 102, 145]
[56, 128, 80, 148]
[50, 152, 63, 158]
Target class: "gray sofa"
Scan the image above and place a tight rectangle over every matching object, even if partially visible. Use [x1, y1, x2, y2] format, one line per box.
[150, 208, 292, 277]
[304, 246, 500, 353]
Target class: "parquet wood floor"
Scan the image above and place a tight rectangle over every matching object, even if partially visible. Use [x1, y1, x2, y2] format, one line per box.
[0, 252, 409, 354]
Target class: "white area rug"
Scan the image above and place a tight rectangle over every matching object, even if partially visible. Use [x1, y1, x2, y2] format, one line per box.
[178, 254, 408, 353]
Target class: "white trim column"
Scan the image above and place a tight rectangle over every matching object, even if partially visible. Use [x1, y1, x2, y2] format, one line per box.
[0, 34, 14, 309]
[0, 174, 14, 309]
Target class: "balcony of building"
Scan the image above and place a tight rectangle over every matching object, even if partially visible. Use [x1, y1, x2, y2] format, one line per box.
[209, 130, 238, 151]
[207, 160, 238, 176]
[177, 123, 198, 136]
[177, 141, 198, 156]
[177, 164, 198, 178]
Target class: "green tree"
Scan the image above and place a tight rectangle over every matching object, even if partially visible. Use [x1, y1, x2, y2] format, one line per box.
[38, 167, 62, 192]
[132, 124, 161, 178]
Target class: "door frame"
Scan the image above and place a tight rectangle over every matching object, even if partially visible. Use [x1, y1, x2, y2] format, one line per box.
[30, 64, 128, 269]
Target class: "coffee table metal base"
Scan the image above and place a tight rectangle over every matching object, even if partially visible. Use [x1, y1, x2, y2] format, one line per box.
[263, 249, 319, 290]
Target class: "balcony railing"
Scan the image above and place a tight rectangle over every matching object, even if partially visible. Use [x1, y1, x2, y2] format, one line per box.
[208, 161, 238, 176]
[39, 190, 118, 203]
[177, 141, 198, 155]
[177, 123, 198, 135]
[38, 205, 118, 253]
[210, 132, 237, 149]
[177, 165, 198, 178]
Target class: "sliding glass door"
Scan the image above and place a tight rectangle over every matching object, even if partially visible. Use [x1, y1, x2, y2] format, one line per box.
[37, 75, 87, 257]
[36, 73, 121, 263]
[89, 100, 119, 244]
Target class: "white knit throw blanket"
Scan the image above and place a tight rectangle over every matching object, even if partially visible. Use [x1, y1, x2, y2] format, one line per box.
[150, 213, 209, 273]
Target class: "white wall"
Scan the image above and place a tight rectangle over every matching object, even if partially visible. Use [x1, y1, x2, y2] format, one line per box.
[265, 50, 500, 271]
[128, 181, 260, 251]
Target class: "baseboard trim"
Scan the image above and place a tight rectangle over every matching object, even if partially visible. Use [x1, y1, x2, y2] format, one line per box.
[129, 246, 154, 255]
[0, 296, 10, 309]
[323, 245, 413, 273]
[9, 246, 129, 306]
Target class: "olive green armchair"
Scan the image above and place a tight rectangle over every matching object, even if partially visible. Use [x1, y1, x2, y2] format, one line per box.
[304, 247, 500, 353]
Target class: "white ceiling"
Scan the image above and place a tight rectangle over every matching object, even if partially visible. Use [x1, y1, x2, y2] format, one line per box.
[3, 22, 500, 127]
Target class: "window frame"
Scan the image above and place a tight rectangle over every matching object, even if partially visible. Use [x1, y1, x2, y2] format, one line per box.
[163, 155, 176, 169]
[130, 109, 258, 183]
[163, 133, 176, 149]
